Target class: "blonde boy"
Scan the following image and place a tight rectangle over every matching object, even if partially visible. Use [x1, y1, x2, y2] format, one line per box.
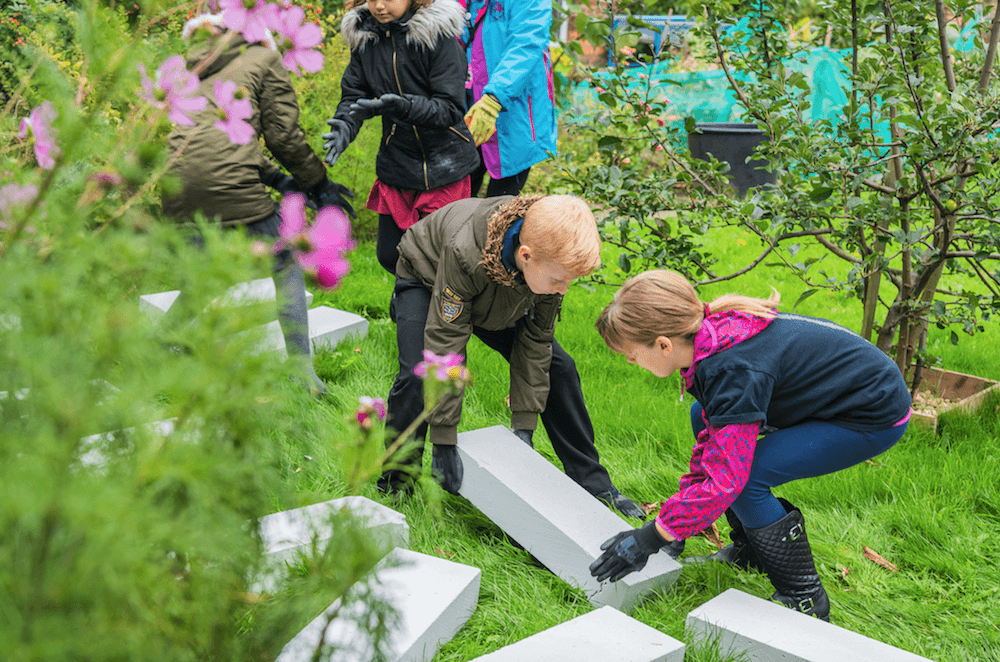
[380, 195, 644, 519]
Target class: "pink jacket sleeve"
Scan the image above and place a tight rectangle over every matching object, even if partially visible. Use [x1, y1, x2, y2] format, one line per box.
[656, 418, 761, 540]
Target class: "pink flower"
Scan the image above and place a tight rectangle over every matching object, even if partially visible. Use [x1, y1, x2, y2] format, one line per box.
[0, 181, 39, 228]
[277, 193, 354, 289]
[218, 0, 272, 45]
[17, 102, 59, 169]
[355, 396, 387, 430]
[267, 4, 324, 75]
[414, 351, 469, 383]
[213, 79, 255, 144]
[138, 55, 207, 126]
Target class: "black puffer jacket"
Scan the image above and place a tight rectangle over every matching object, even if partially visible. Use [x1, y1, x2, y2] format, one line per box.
[337, 0, 480, 191]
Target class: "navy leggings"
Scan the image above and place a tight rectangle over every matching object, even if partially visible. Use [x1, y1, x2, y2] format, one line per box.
[690, 402, 907, 529]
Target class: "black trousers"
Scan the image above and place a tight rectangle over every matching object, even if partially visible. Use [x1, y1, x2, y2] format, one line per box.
[387, 276, 614, 495]
[470, 145, 531, 198]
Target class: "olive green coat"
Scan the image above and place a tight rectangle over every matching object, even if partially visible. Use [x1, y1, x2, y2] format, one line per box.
[396, 196, 562, 445]
[162, 35, 326, 225]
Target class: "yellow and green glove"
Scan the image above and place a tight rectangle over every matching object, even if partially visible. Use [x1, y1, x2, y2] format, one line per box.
[463, 93, 502, 145]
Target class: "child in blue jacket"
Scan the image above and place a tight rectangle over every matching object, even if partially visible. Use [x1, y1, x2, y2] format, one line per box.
[588, 270, 911, 622]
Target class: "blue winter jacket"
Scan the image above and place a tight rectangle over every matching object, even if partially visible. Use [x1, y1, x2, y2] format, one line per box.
[460, 0, 557, 179]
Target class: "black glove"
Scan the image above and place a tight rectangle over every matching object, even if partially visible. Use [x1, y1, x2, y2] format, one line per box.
[589, 521, 671, 583]
[431, 444, 463, 495]
[261, 170, 301, 196]
[511, 428, 534, 448]
[322, 118, 351, 166]
[349, 93, 412, 120]
[306, 177, 357, 219]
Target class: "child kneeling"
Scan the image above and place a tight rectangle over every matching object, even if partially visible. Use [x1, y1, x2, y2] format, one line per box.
[381, 195, 644, 519]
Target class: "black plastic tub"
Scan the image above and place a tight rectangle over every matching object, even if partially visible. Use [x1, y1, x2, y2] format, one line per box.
[687, 123, 776, 197]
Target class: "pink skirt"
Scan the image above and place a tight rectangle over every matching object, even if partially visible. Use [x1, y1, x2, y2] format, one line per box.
[366, 176, 472, 230]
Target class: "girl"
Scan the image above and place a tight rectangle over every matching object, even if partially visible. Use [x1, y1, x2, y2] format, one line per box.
[588, 270, 911, 622]
[323, 0, 480, 274]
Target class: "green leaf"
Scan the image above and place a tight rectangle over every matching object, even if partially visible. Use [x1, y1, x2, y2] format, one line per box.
[792, 289, 818, 312]
[950, 330, 959, 345]
[618, 253, 632, 273]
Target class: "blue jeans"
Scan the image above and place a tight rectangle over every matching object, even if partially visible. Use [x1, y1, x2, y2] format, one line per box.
[690, 402, 907, 529]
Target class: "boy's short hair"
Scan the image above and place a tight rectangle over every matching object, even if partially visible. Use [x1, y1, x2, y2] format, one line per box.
[520, 195, 601, 278]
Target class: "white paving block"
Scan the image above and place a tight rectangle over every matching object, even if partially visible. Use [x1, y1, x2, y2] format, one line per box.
[139, 278, 314, 321]
[76, 418, 177, 470]
[307, 305, 369, 351]
[254, 496, 409, 593]
[467, 605, 684, 661]
[456, 425, 681, 613]
[686, 588, 935, 662]
[275, 548, 481, 662]
[248, 306, 368, 357]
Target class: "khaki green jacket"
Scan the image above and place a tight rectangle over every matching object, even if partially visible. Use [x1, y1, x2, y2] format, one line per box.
[396, 196, 562, 445]
[162, 35, 326, 225]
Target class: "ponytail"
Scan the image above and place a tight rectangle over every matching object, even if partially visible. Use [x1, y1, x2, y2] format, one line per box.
[596, 270, 779, 352]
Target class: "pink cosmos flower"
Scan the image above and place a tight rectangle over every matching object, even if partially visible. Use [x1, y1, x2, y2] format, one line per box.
[213, 79, 255, 144]
[138, 55, 207, 126]
[0, 181, 39, 228]
[414, 351, 470, 384]
[218, 0, 272, 45]
[267, 4, 324, 75]
[277, 193, 354, 289]
[355, 395, 388, 430]
[17, 102, 59, 169]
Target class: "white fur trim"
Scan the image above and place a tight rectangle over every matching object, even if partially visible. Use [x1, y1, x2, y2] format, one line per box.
[341, 0, 465, 53]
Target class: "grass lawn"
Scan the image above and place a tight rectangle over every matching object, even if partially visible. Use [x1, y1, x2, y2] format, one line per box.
[284, 227, 1000, 661]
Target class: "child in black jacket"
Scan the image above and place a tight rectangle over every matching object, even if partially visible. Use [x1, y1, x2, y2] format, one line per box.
[323, 0, 480, 274]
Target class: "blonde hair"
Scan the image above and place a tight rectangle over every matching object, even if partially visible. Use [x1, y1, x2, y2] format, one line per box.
[596, 270, 780, 353]
[520, 195, 601, 278]
[345, 0, 433, 9]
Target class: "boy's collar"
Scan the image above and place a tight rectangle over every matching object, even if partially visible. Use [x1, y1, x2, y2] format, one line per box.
[500, 216, 524, 281]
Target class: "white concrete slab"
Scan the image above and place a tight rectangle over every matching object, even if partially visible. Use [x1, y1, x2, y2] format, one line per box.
[686, 588, 935, 662]
[467, 605, 684, 661]
[275, 548, 481, 662]
[76, 418, 177, 469]
[254, 496, 409, 594]
[456, 425, 681, 613]
[139, 278, 314, 322]
[306, 305, 369, 351]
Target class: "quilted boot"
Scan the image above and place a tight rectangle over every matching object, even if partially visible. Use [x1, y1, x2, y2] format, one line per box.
[744, 501, 831, 621]
[376, 437, 424, 495]
[684, 509, 763, 571]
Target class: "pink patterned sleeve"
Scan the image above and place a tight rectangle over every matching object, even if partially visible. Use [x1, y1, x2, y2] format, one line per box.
[656, 420, 761, 540]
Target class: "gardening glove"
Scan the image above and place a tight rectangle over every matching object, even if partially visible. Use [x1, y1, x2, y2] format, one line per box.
[463, 93, 501, 145]
[431, 444, 463, 495]
[261, 170, 302, 196]
[349, 94, 412, 120]
[589, 521, 672, 583]
[306, 177, 357, 219]
[511, 428, 534, 448]
[322, 118, 351, 166]
[594, 486, 646, 520]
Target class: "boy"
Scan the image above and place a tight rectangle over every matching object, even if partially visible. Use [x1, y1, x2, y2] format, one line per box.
[381, 194, 644, 519]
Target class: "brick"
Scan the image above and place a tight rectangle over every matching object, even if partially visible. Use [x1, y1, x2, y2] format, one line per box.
[686, 588, 935, 662]
[275, 548, 481, 662]
[254, 496, 409, 594]
[466, 605, 684, 661]
[456, 425, 681, 613]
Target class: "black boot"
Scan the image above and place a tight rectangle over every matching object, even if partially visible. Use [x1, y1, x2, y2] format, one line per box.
[744, 501, 831, 621]
[376, 437, 424, 495]
[684, 509, 763, 571]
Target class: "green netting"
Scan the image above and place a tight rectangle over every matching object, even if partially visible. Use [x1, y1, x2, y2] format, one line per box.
[563, 45, 853, 143]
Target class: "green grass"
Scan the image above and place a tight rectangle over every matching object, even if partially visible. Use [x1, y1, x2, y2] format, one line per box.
[268, 229, 1000, 661]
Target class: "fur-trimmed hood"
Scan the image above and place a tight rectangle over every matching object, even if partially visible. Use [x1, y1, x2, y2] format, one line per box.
[341, 0, 465, 52]
[481, 196, 544, 287]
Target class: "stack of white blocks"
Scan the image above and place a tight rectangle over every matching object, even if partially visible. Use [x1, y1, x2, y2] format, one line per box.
[267, 496, 482, 662]
[139, 277, 368, 356]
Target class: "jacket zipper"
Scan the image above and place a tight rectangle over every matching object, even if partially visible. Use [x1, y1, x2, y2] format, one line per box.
[391, 34, 430, 189]
[449, 126, 471, 142]
[386, 123, 396, 146]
